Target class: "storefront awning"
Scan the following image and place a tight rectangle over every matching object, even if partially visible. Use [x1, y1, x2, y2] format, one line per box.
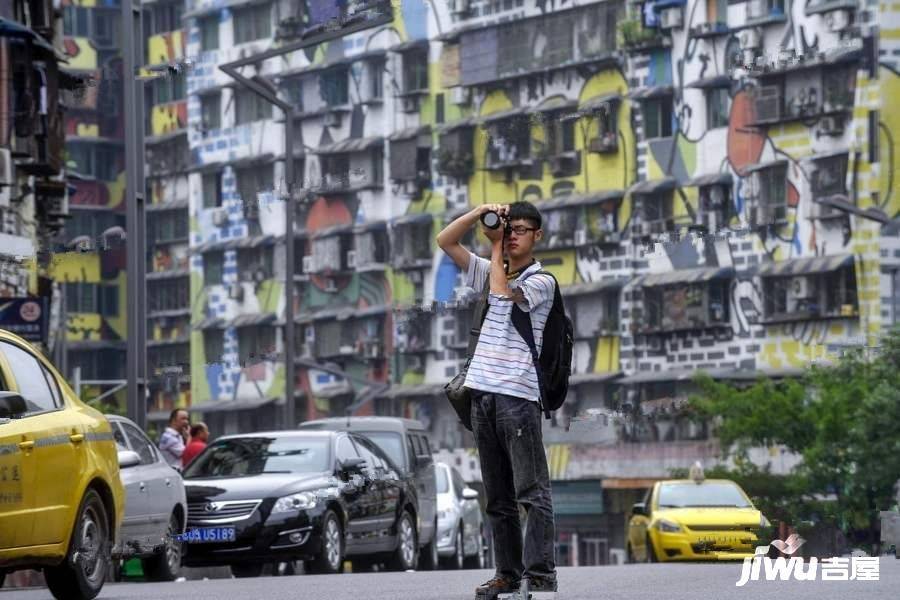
[686, 75, 731, 89]
[312, 223, 354, 238]
[229, 312, 277, 328]
[538, 190, 625, 211]
[639, 265, 733, 288]
[146, 198, 190, 212]
[581, 93, 622, 113]
[480, 106, 531, 124]
[561, 278, 630, 297]
[389, 125, 431, 141]
[436, 117, 478, 133]
[393, 212, 434, 226]
[189, 396, 276, 413]
[628, 177, 678, 195]
[684, 172, 732, 187]
[628, 85, 674, 100]
[569, 371, 621, 385]
[755, 254, 854, 277]
[193, 315, 225, 331]
[313, 136, 383, 155]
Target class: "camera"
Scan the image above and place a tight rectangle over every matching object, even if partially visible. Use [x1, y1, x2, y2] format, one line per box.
[480, 210, 502, 230]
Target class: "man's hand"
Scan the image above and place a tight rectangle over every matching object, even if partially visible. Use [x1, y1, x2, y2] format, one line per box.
[479, 203, 508, 243]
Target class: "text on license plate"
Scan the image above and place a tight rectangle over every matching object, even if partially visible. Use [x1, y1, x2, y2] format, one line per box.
[179, 527, 236, 543]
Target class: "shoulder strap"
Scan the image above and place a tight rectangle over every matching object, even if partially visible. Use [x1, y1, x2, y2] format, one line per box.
[465, 275, 491, 358]
[510, 269, 557, 421]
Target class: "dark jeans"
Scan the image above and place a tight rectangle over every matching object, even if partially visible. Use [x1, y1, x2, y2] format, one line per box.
[471, 391, 556, 582]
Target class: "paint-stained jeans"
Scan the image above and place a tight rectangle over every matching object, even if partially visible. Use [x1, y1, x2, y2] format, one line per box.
[471, 391, 556, 582]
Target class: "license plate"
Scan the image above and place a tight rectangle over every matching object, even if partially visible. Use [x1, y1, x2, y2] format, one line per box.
[179, 527, 236, 543]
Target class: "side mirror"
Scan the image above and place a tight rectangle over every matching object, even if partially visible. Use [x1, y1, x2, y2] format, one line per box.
[118, 450, 141, 469]
[0, 392, 27, 419]
[632, 502, 647, 517]
[339, 457, 366, 474]
[462, 487, 479, 501]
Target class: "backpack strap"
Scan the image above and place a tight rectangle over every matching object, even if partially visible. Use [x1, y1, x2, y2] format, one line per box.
[510, 269, 557, 420]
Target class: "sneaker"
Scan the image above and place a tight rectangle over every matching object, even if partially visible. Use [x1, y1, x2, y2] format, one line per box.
[475, 575, 521, 599]
[526, 575, 558, 593]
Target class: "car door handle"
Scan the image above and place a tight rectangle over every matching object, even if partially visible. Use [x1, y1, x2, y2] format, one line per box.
[69, 433, 85, 444]
[165, 478, 172, 487]
[18, 440, 34, 451]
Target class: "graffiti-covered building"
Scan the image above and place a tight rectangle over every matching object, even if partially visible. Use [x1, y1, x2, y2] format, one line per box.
[174, 0, 900, 565]
[51, 0, 128, 397]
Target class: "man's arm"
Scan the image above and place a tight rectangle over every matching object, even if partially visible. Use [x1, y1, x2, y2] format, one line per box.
[436, 203, 504, 271]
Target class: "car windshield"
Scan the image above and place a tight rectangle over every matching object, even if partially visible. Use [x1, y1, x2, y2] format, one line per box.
[657, 482, 752, 508]
[357, 431, 405, 470]
[436, 466, 449, 494]
[182, 436, 330, 479]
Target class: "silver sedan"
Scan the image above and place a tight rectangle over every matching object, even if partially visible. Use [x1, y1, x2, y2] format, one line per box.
[435, 462, 487, 569]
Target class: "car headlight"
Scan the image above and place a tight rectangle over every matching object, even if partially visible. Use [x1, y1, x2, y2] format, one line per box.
[760, 514, 771, 528]
[272, 491, 317, 514]
[654, 519, 682, 533]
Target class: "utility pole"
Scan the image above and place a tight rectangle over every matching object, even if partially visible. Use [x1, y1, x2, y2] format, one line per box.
[219, 6, 393, 429]
[122, 0, 147, 429]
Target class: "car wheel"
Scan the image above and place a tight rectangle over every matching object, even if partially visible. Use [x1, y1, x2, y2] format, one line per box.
[309, 510, 344, 574]
[464, 527, 487, 569]
[230, 563, 264, 578]
[417, 521, 439, 571]
[45, 488, 110, 600]
[388, 510, 418, 571]
[142, 512, 183, 581]
[645, 534, 658, 563]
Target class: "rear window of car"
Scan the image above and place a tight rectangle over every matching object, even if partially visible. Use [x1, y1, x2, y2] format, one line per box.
[436, 466, 449, 494]
[357, 431, 406, 471]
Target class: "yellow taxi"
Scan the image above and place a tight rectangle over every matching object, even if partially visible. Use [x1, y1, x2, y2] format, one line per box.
[0, 328, 124, 599]
[627, 465, 770, 562]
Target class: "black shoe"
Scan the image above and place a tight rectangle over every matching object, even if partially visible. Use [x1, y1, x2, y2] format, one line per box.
[526, 575, 558, 593]
[475, 575, 521, 599]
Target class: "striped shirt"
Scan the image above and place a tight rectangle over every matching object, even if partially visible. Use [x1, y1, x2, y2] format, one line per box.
[463, 251, 555, 402]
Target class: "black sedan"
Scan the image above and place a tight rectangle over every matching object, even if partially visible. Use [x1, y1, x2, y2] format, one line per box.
[180, 430, 420, 577]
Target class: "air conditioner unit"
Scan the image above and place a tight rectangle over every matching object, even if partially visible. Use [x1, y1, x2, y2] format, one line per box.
[212, 208, 228, 227]
[324, 111, 341, 127]
[401, 96, 419, 114]
[824, 8, 851, 32]
[46, 194, 69, 218]
[0, 149, 12, 207]
[228, 283, 244, 301]
[747, 0, 767, 20]
[791, 275, 812, 299]
[820, 115, 844, 136]
[660, 7, 684, 29]
[450, 87, 470, 106]
[739, 27, 762, 50]
[306, 326, 315, 342]
[574, 229, 588, 246]
[301, 255, 313, 273]
[346, 250, 357, 269]
[364, 341, 382, 359]
[324, 278, 338, 292]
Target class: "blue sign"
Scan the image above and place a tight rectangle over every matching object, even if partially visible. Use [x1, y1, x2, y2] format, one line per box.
[0, 297, 49, 343]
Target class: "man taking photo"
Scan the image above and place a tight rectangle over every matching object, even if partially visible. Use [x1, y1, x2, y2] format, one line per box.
[437, 201, 557, 599]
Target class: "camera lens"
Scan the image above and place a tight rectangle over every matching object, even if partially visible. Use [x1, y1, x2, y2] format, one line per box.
[481, 211, 501, 229]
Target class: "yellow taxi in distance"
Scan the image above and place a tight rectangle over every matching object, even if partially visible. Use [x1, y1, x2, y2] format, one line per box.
[627, 466, 770, 562]
[0, 328, 125, 600]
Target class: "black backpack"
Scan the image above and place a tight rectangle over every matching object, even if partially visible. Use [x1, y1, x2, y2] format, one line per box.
[510, 270, 573, 420]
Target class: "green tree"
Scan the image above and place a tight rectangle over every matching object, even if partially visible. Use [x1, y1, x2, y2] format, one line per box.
[687, 327, 900, 552]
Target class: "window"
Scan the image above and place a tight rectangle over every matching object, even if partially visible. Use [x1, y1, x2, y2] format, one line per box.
[63, 6, 91, 36]
[402, 47, 429, 93]
[437, 126, 475, 178]
[544, 208, 580, 247]
[642, 97, 673, 139]
[112, 423, 128, 451]
[763, 265, 858, 321]
[282, 77, 303, 111]
[200, 93, 221, 131]
[204, 251, 224, 286]
[698, 185, 732, 232]
[371, 146, 384, 186]
[321, 154, 350, 188]
[354, 229, 389, 265]
[643, 280, 730, 332]
[202, 172, 223, 208]
[544, 114, 576, 156]
[199, 15, 219, 51]
[235, 88, 272, 125]
[204, 329, 225, 364]
[751, 164, 787, 226]
[706, 88, 730, 129]
[100, 285, 119, 317]
[640, 192, 676, 233]
[235, 165, 274, 214]
[149, 72, 186, 105]
[238, 326, 276, 366]
[354, 437, 388, 474]
[67, 143, 121, 181]
[369, 59, 384, 100]
[233, 3, 271, 44]
[394, 222, 433, 264]
[451, 468, 467, 501]
[0, 341, 59, 413]
[148, 280, 188, 312]
[336, 435, 359, 463]
[237, 246, 274, 279]
[66, 282, 98, 313]
[486, 116, 531, 167]
[151, 211, 189, 242]
[121, 421, 157, 465]
[94, 10, 118, 46]
[149, 2, 183, 34]
[390, 137, 431, 182]
[319, 68, 349, 106]
[809, 154, 848, 198]
[65, 211, 119, 242]
[572, 293, 619, 337]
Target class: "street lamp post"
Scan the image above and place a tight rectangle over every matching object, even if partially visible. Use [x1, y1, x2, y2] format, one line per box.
[122, 0, 147, 429]
[219, 9, 393, 429]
